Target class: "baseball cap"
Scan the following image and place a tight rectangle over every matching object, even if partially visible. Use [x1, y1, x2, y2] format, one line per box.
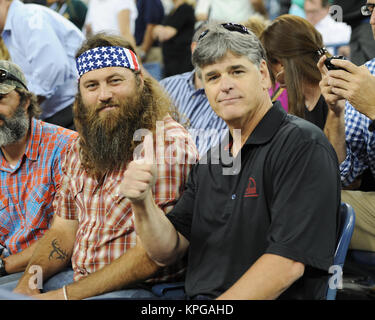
[0, 60, 28, 95]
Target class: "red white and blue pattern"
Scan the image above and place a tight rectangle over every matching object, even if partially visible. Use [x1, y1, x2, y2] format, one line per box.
[76, 46, 139, 77]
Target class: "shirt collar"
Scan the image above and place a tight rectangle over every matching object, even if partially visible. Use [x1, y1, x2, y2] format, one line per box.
[209, 101, 286, 163]
[244, 101, 286, 145]
[25, 118, 41, 161]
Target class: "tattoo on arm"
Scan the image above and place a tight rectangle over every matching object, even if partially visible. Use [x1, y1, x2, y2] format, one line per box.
[48, 239, 68, 261]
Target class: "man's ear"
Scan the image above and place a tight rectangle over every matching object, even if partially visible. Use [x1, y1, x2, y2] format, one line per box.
[191, 41, 197, 54]
[259, 60, 272, 90]
[138, 71, 145, 88]
[22, 96, 31, 113]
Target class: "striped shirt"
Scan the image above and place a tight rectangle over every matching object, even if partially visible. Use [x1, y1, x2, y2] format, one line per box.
[340, 58, 375, 186]
[0, 118, 78, 254]
[55, 115, 199, 282]
[160, 70, 228, 156]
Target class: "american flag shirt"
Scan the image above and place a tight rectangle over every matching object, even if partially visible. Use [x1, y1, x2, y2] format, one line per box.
[340, 58, 375, 186]
[0, 119, 78, 254]
[55, 115, 199, 281]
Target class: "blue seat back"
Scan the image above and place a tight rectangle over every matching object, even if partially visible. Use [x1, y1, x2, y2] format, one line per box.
[326, 202, 356, 300]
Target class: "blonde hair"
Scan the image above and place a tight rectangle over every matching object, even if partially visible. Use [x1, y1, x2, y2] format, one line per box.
[242, 15, 270, 39]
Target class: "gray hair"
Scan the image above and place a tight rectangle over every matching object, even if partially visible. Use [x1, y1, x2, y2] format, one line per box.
[192, 24, 267, 70]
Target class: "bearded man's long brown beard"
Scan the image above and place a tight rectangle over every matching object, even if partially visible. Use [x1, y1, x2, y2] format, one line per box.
[75, 85, 152, 177]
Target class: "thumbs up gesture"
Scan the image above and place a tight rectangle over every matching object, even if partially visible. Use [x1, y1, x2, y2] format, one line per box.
[119, 134, 157, 203]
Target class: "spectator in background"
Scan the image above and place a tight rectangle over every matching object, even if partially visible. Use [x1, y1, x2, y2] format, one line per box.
[84, 0, 137, 48]
[317, 0, 375, 252]
[279, 0, 292, 14]
[47, 0, 87, 30]
[135, 0, 165, 81]
[289, 0, 306, 17]
[153, 0, 195, 78]
[304, 0, 351, 57]
[242, 14, 270, 38]
[332, 0, 375, 66]
[195, 0, 255, 23]
[0, 60, 77, 283]
[261, 15, 328, 130]
[160, 22, 227, 156]
[0, 0, 84, 130]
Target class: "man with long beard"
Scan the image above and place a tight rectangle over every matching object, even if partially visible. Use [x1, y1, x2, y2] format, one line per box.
[10, 33, 198, 300]
[0, 60, 77, 281]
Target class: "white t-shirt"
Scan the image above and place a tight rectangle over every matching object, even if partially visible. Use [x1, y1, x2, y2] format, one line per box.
[84, 0, 138, 36]
[195, 0, 254, 23]
[315, 14, 352, 54]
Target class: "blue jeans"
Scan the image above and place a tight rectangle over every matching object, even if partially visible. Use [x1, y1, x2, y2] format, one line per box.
[0, 268, 158, 300]
[0, 267, 74, 293]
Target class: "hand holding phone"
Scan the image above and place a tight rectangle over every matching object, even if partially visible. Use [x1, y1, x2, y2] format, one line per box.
[324, 56, 346, 71]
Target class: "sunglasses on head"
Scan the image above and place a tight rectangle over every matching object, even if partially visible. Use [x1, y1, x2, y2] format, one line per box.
[198, 23, 250, 41]
[361, 3, 375, 16]
[0, 69, 28, 91]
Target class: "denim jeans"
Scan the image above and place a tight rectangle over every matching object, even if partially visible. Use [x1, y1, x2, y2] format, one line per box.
[0, 268, 158, 300]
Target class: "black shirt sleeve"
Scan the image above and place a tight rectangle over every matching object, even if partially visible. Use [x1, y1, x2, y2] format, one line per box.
[166, 164, 198, 241]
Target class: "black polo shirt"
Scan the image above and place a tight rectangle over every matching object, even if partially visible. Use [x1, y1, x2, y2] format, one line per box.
[166, 102, 341, 300]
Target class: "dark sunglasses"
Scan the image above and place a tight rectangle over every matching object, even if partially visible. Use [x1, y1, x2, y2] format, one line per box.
[361, 3, 375, 16]
[198, 23, 250, 41]
[0, 69, 28, 90]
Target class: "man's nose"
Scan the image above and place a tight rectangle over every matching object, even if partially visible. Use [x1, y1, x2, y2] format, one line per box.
[219, 74, 234, 92]
[98, 84, 113, 102]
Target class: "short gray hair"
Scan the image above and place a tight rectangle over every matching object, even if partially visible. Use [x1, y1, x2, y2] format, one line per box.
[192, 24, 267, 70]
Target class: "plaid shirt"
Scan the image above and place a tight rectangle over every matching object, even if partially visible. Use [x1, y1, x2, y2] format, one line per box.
[0, 118, 78, 254]
[55, 115, 199, 282]
[340, 58, 375, 186]
[160, 71, 228, 156]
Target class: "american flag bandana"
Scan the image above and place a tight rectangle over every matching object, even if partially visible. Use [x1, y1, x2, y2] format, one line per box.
[76, 46, 140, 77]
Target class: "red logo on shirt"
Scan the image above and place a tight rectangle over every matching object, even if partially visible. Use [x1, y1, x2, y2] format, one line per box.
[244, 177, 258, 197]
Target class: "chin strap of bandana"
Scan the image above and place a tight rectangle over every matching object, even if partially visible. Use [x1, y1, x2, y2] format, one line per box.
[76, 46, 140, 77]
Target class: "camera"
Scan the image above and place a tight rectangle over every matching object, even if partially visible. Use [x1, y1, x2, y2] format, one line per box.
[324, 55, 346, 71]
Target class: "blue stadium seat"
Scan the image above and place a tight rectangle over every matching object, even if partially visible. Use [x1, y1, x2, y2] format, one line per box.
[326, 202, 356, 300]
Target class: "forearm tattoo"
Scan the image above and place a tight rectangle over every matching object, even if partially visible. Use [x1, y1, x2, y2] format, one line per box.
[48, 239, 68, 261]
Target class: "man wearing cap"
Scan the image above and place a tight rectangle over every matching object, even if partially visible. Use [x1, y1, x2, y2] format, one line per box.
[0, 60, 77, 282]
[11, 33, 198, 300]
[0, 0, 84, 129]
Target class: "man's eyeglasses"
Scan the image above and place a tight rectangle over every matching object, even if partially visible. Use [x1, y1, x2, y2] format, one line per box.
[361, 3, 375, 16]
[198, 23, 250, 41]
[0, 69, 28, 90]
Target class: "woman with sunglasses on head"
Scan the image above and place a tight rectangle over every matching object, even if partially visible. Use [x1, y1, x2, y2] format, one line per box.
[260, 14, 329, 130]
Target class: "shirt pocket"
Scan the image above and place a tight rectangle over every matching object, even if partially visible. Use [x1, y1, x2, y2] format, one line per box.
[25, 183, 54, 230]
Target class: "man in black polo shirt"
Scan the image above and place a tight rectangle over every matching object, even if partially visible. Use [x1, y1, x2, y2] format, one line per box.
[120, 23, 341, 300]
